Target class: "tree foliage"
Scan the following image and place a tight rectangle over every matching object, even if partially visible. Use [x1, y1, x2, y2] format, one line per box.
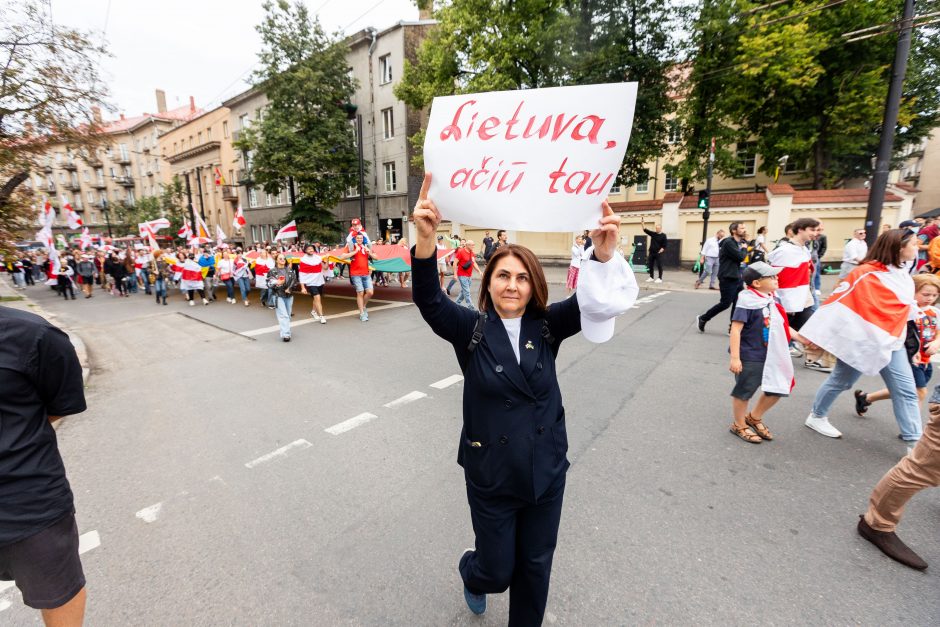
[236, 0, 355, 244]
[396, 0, 676, 185]
[0, 0, 110, 251]
[678, 0, 940, 189]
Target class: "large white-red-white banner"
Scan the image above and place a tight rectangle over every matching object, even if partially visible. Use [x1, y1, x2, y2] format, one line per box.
[423, 83, 637, 232]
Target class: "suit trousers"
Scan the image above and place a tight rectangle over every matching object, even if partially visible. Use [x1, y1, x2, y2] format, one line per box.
[460, 474, 565, 626]
[700, 277, 743, 323]
[864, 403, 940, 532]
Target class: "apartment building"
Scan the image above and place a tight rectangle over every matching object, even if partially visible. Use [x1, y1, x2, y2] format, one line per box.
[26, 90, 200, 236]
[899, 130, 940, 214]
[221, 87, 291, 245]
[157, 106, 239, 240]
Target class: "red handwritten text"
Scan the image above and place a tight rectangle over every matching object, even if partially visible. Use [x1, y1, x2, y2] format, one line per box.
[440, 100, 613, 147]
[547, 158, 614, 195]
[450, 157, 528, 193]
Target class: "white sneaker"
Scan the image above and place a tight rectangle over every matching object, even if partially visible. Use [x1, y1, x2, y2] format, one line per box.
[646, 277, 654, 282]
[320, 317, 326, 324]
[805, 414, 842, 438]
[311, 311, 320, 321]
[202, 298, 209, 305]
[188, 300, 195, 307]
[803, 360, 833, 373]
[654, 278, 662, 283]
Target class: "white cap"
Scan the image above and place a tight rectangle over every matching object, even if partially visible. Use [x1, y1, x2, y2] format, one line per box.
[577, 249, 638, 343]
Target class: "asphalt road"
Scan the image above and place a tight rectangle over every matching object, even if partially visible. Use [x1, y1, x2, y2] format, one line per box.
[2, 278, 938, 625]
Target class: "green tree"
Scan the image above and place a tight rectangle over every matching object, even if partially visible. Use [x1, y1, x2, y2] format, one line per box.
[0, 0, 110, 252]
[679, 0, 940, 189]
[236, 0, 355, 244]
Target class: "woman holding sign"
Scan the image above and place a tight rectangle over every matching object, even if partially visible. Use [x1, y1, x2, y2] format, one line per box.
[411, 173, 637, 624]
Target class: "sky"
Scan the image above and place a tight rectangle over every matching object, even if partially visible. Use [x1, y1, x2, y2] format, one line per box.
[49, 0, 420, 119]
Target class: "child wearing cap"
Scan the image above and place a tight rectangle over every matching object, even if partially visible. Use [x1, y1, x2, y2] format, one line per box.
[729, 261, 809, 443]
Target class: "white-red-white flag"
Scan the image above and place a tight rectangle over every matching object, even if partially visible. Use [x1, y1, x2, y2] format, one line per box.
[38, 198, 56, 228]
[80, 227, 92, 250]
[233, 205, 246, 230]
[66, 206, 83, 230]
[768, 241, 811, 313]
[178, 220, 193, 240]
[215, 224, 227, 247]
[274, 220, 298, 241]
[139, 218, 170, 237]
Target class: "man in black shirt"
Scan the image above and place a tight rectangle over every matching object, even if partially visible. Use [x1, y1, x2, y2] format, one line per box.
[641, 217, 668, 283]
[697, 222, 749, 332]
[0, 306, 87, 624]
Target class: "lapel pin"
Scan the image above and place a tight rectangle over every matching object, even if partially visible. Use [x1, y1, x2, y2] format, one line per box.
[525, 340, 535, 350]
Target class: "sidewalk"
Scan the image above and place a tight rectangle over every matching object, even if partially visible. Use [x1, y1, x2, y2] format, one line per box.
[0, 275, 90, 385]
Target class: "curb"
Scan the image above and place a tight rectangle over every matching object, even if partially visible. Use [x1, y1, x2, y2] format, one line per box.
[0, 276, 91, 386]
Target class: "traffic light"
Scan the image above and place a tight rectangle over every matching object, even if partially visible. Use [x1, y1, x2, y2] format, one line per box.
[697, 190, 710, 210]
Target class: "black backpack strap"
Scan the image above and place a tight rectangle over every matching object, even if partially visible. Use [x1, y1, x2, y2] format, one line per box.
[468, 312, 487, 352]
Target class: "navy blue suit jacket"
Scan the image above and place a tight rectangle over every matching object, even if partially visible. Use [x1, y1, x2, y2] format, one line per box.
[411, 249, 581, 502]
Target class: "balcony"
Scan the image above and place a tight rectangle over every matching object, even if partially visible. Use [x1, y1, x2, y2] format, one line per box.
[92, 180, 107, 190]
[42, 164, 53, 173]
[62, 160, 78, 171]
[237, 169, 253, 185]
[66, 181, 82, 192]
[222, 185, 239, 201]
[115, 154, 132, 165]
[145, 169, 154, 177]
[45, 182, 56, 192]
[114, 176, 135, 187]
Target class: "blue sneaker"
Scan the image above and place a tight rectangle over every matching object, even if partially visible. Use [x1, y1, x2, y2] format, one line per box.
[463, 586, 486, 615]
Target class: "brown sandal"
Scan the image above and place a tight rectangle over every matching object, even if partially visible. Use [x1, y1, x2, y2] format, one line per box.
[730, 423, 762, 443]
[745, 414, 773, 440]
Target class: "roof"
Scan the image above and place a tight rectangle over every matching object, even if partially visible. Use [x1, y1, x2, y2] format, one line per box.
[791, 188, 902, 204]
[679, 192, 769, 209]
[100, 102, 203, 135]
[609, 199, 664, 213]
[893, 181, 921, 193]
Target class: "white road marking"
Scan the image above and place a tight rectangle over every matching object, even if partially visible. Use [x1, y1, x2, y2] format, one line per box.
[136, 503, 163, 523]
[244, 439, 312, 468]
[430, 374, 464, 389]
[78, 530, 100, 554]
[240, 301, 411, 337]
[383, 391, 427, 408]
[325, 412, 378, 435]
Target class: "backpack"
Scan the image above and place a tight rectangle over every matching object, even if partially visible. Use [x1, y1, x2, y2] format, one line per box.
[927, 236, 940, 273]
[467, 312, 555, 352]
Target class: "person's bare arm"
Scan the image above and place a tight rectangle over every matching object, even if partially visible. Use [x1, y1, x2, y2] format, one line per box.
[729, 321, 744, 374]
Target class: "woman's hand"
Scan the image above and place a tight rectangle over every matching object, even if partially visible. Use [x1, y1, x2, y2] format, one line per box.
[413, 173, 442, 259]
[589, 200, 621, 263]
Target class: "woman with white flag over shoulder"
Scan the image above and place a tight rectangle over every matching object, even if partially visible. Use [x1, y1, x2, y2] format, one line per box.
[800, 229, 923, 447]
[410, 173, 637, 624]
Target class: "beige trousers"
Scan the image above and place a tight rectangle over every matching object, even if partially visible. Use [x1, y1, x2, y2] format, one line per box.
[864, 404, 940, 532]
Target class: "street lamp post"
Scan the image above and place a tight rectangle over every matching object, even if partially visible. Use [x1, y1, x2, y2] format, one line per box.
[101, 199, 113, 238]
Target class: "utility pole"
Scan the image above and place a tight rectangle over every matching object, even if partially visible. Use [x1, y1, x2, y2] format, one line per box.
[101, 199, 112, 238]
[700, 136, 715, 247]
[864, 0, 916, 248]
[194, 165, 207, 221]
[288, 176, 296, 210]
[184, 172, 197, 242]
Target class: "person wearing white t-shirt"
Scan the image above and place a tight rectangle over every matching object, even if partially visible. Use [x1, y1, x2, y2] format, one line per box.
[566, 235, 587, 294]
[840, 228, 868, 278]
[695, 229, 724, 290]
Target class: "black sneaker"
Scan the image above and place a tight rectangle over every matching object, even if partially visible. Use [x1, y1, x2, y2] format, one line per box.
[855, 390, 872, 416]
[696, 315, 705, 333]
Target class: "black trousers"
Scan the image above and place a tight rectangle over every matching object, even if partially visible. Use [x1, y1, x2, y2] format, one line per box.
[647, 252, 663, 279]
[460, 474, 565, 626]
[700, 277, 743, 323]
[787, 308, 813, 332]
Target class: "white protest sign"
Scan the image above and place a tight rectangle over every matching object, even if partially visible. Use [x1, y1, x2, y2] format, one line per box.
[423, 82, 637, 232]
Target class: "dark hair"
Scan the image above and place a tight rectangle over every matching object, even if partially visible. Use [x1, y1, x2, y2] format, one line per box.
[729, 221, 741, 233]
[757, 226, 766, 235]
[478, 244, 548, 316]
[862, 229, 915, 268]
[791, 217, 820, 234]
[784, 222, 794, 236]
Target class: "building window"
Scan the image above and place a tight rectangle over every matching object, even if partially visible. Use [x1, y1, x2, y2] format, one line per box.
[239, 114, 248, 129]
[248, 187, 258, 208]
[173, 142, 177, 154]
[251, 225, 258, 243]
[783, 157, 803, 174]
[83, 170, 90, 182]
[384, 161, 397, 192]
[197, 132, 202, 145]
[223, 121, 229, 138]
[667, 120, 681, 144]
[119, 144, 128, 160]
[228, 170, 235, 187]
[86, 191, 94, 202]
[379, 54, 392, 84]
[266, 192, 275, 206]
[736, 142, 757, 177]
[609, 184, 621, 194]
[382, 108, 394, 140]
[664, 168, 678, 192]
[55, 153, 62, 164]
[206, 127, 212, 141]
[636, 169, 650, 193]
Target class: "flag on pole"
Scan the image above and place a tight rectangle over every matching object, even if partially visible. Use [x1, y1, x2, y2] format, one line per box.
[178, 220, 193, 240]
[61, 197, 82, 229]
[216, 224, 227, 247]
[139, 218, 170, 236]
[274, 220, 298, 241]
[214, 167, 226, 186]
[768, 241, 812, 313]
[39, 198, 55, 228]
[233, 205, 246, 230]
[193, 213, 211, 245]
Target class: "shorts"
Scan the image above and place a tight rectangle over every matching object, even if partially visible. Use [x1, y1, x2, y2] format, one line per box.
[731, 360, 787, 401]
[0, 513, 85, 609]
[304, 284, 323, 296]
[349, 275, 373, 292]
[912, 362, 933, 389]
